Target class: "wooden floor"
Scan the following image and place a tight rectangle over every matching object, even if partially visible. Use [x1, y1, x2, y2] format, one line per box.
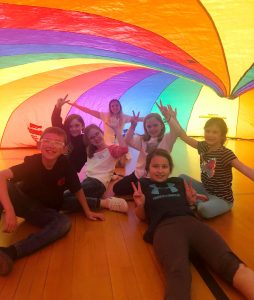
[0, 139, 254, 300]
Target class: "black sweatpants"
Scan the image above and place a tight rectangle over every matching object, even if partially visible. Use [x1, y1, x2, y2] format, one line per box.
[153, 216, 241, 300]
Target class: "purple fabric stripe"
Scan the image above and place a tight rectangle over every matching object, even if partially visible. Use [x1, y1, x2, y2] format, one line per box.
[68, 68, 158, 126]
[0, 28, 224, 95]
[231, 81, 254, 98]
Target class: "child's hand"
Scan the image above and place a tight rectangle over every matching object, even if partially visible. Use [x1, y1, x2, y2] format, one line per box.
[56, 94, 70, 108]
[184, 180, 197, 205]
[130, 111, 140, 128]
[86, 211, 105, 221]
[131, 181, 145, 207]
[156, 99, 167, 117]
[196, 194, 208, 202]
[166, 104, 177, 119]
[1, 209, 18, 233]
[156, 100, 175, 121]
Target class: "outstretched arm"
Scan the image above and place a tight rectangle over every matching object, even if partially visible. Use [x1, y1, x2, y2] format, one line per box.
[74, 189, 105, 221]
[176, 122, 198, 149]
[232, 158, 254, 181]
[51, 94, 71, 127]
[68, 102, 101, 119]
[106, 117, 127, 148]
[0, 169, 18, 233]
[156, 100, 198, 149]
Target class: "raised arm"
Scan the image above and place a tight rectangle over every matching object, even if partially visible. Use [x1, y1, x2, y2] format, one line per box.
[131, 181, 146, 221]
[107, 118, 128, 156]
[51, 95, 69, 128]
[0, 169, 18, 232]
[156, 100, 198, 149]
[232, 158, 254, 181]
[125, 111, 140, 145]
[174, 119, 198, 149]
[68, 102, 101, 119]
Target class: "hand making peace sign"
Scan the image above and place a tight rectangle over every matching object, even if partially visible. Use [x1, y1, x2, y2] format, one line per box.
[130, 110, 140, 127]
[56, 94, 70, 109]
[156, 99, 177, 121]
[131, 181, 145, 207]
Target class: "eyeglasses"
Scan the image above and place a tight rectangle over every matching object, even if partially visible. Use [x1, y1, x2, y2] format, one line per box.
[40, 138, 65, 147]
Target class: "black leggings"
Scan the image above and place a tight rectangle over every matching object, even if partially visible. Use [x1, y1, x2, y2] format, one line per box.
[153, 216, 241, 300]
[113, 171, 138, 196]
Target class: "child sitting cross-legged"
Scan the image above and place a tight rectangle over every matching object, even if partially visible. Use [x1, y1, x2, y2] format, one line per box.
[0, 127, 104, 276]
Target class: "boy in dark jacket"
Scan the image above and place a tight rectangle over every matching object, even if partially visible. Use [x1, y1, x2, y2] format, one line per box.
[0, 127, 104, 275]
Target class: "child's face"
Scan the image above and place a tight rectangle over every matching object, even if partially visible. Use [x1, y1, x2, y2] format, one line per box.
[204, 124, 223, 147]
[110, 101, 121, 114]
[69, 119, 84, 137]
[39, 133, 66, 161]
[145, 117, 163, 138]
[149, 155, 171, 182]
[87, 128, 104, 147]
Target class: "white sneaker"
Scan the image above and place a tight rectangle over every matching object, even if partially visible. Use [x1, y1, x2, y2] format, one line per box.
[107, 197, 128, 213]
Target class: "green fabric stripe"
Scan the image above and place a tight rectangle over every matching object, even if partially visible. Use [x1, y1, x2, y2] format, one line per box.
[151, 78, 202, 131]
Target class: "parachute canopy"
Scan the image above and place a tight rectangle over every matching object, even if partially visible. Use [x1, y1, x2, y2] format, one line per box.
[0, 0, 254, 148]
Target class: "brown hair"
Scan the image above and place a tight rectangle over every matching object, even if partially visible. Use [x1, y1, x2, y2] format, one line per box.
[40, 126, 67, 145]
[83, 124, 104, 158]
[143, 113, 165, 142]
[109, 99, 122, 114]
[63, 114, 85, 134]
[204, 117, 228, 145]
[145, 148, 174, 172]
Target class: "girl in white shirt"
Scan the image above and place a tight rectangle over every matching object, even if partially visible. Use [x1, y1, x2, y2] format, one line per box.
[69, 99, 143, 145]
[113, 108, 177, 196]
[64, 122, 129, 213]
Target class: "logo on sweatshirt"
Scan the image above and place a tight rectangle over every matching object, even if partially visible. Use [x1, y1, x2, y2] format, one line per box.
[57, 177, 66, 186]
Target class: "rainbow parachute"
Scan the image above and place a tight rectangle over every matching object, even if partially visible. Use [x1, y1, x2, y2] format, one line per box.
[0, 0, 254, 148]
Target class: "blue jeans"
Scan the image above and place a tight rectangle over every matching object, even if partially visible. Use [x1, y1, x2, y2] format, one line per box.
[179, 174, 233, 219]
[62, 177, 105, 212]
[1, 181, 72, 259]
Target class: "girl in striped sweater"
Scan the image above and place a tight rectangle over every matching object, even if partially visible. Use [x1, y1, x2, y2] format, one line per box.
[172, 117, 254, 219]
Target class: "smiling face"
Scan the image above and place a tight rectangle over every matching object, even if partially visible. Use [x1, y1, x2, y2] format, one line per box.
[109, 100, 121, 115]
[204, 124, 223, 149]
[145, 117, 164, 138]
[39, 132, 66, 163]
[148, 155, 171, 182]
[87, 127, 105, 148]
[68, 118, 84, 137]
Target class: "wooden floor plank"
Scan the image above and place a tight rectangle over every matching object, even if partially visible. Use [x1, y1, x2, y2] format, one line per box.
[102, 212, 142, 300]
[120, 204, 165, 300]
[72, 214, 113, 300]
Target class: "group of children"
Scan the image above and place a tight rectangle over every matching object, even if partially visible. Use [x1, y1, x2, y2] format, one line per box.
[0, 96, 254, 299]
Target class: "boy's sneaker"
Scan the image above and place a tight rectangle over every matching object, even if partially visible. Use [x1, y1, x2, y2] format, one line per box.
[107, 197, 128, 213]
[0, 250, 13, 276]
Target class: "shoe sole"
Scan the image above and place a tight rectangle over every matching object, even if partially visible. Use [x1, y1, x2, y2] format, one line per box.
[0, 251, 13, 276]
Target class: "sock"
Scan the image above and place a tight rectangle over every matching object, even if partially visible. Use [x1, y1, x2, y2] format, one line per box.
[0, 246, 17, 260]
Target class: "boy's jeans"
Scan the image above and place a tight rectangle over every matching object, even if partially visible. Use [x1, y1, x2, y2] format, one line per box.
[0, 182, 72, 259]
